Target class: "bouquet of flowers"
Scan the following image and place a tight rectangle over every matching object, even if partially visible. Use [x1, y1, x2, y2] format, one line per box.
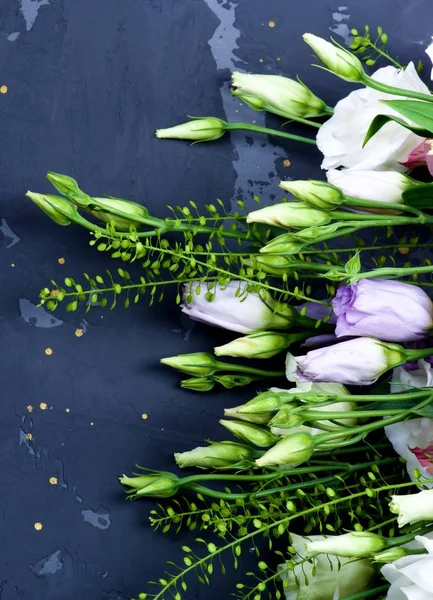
[27, 25, 433, 600]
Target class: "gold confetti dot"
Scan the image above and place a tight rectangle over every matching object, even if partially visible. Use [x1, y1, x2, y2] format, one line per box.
[398, 247, 410, 255]
[65, 408, 70, 413]
[90, 422, 94, 426]
[49, 477, 58, 485]
[27, 405, 33, 413]
[11, 263, 15, 267]
[75, 328, 83, 337]
[141, 413, 148, 420]
[277, 57, 281, 62]
[268, 20, 276, 28]
[26, 433, 33, 440]
[40, 402, 48, 410]
[259, 58, 264, 63]
[235, 109, 239, 113]
[283, 159, 291, 167]
[34, 522, 43, 531]
[45, 348, 53, 356]
[252, 119, 257, 124]
[239, 103, 243, 107]
[0, 85, 8, 94]
[58, 257, 65, 265]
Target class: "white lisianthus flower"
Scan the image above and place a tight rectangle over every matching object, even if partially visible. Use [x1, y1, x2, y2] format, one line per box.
[317, 63, 429, 171]
[426, 37, 433, 80]
[385, 360, 433, 486]
[279, 533, 374, 600]
[382, 535, 433, 599]
[326, 169, 414, 205]
[390, 489, 433, 527]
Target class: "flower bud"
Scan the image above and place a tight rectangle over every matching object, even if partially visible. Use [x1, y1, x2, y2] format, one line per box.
[155, 117, 226, 142]
[46, 172, 83, 197]
[219, 419, 280, 448]
[269, 406, 303, 429]
[223, 405, 272, 425]
[231, 71, 327, 119]
[255, 432, 314, 467]
[26, 192, 77, 226]
[160, 352, 218, 376]
[279, 180, 344, 210]
[247, 201, 331, 229]
[237, 390, 284, 414]
[175, 441, 256, 469]
[119, 473, 180, 498]
[180, 377, 215, 392]
[214, 331, 293, 360]
[306, 532, 386, 558]
[373, 547, 410, 563]
[389, 489, 433, 527]
[303, 33, 365, 82]
[214, 374, 259, 389]
[252, 254, 298, 276]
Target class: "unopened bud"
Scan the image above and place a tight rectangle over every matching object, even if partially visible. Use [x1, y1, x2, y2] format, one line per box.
[255, 432, 314, 467]
[223, 405, 273, 425]
[215, 331, 293, 360]
[303, 33, 365, 83]
[373, 547, 410, 563]
[306, 531, 386, 558]
[161, 352, 218, 376]
[247, 201, 331, 228]
[119, 473, 180, 498]
[219, 419, 280, 448]
[180, 377, 215, 392]
[26, 192, 77, 226]
[175, 441, 256, 469]
[279, 180, 344, 210]
[156, 117, 226, 142]
[214, 374, 259, 389]
[237, 390, 283, 414]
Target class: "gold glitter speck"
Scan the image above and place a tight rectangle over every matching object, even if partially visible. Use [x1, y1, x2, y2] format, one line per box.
[11, 263, 15, 267]
[40, 402, 48, 410]
[277, 57, 281, 62]
[34, 522, 43, 531]
[90, 422, 94, 426]
[259, 58, 264, 63]
[141, 413, 148, 420]
[0, 85, 8, 94]
[58, 257, 65, 265]
[26, 433, 33, 440]
[75, 329, 83, 337]
[49, 477, 58, 485]
[65, 408, 70, 413]
[27, 405, 33, 413]
[283, 159, 291, 167]
[45, 348, 53, 356]
[398, 247, 410, 255]
[268, 20, 276, 28]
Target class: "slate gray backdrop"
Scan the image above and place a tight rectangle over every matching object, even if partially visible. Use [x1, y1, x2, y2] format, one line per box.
[0, 0, 432, 598]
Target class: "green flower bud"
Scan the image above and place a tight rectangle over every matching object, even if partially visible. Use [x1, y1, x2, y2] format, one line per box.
[373, 547, 410, 563]
[180, 377, 215, 392]
[237, 390, 284, 414]
[46, 172, 82, 197]
[252, 254, 298, 276]
[219, 419, 280, 448]
[279, 180, 344, 210]
[214, 374, 259, 389]
[156, 117, 226, 142]
[255, 432, 314, 467]
[214, 331, 293, 360]
[269, 406, 303, 429]
[303, 33, 365, 82]
[175, 441, 256, 469]
[160, 352, 218, 376]
[223, 405, 273, 425]
[26, 192, 77, 226]
[306, 531, 386, 558]
[247, 201, 331, 229]
[231, 71, 327, 119]
[119, 473, 180, 498]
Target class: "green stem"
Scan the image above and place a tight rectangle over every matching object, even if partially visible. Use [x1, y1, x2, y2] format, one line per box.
[343, 196, 424, 218]
[341, 585, 390, 600]
[214, 361, 284, 378]
[363, 73, 433, 103]
[224, 122, 317, 145]
[352, 264, 433, 282]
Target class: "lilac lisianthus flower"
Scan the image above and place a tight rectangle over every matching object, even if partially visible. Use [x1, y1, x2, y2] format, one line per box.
[286, 337, 405, 386]
[332, 279, 433, 342]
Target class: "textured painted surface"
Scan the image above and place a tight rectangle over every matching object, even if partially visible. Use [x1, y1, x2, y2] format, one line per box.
[1, 0, 433, 598]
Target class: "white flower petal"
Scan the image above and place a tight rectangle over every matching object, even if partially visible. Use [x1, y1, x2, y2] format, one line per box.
[425, 38, 433, 80]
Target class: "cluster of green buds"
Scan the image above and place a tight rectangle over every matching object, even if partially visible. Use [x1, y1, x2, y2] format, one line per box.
[28, 172, 156, 232]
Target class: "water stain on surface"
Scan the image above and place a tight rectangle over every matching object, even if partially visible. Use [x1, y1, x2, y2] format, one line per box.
[0, 219, 20, 248]
[7, 32, 20, 41]
[30, 549, 64, 576]
[19, 0, 50, 31]
[19, 298, 63, 328]
[81, 506, 111, 530]
[330, 6, 352, 45]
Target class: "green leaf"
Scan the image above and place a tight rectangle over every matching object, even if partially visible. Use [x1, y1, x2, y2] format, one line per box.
[363, 110, 433, 148]
[402, 183, 433, 208]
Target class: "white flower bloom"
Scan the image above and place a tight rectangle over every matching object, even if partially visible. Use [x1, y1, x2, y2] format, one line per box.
[390, 489, 433, 527]
[279, 533, 374, 600]
[317, 63, 429, 171]
[426, 37, 433, 80]
[326, 169, 413, 205]
[385, 360, 433, 486]
[382, 535, 433, 599]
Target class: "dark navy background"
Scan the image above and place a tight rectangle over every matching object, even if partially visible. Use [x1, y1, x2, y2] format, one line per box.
[0, 1, 432, 598]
